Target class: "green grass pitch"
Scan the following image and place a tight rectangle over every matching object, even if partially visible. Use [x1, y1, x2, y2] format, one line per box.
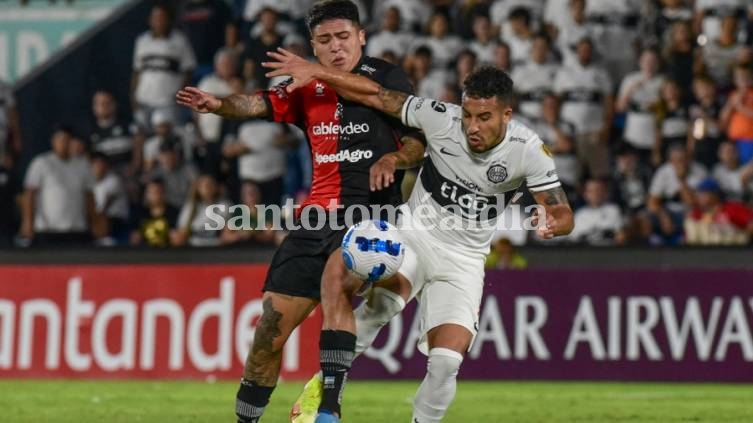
[1, 380, 752, 422]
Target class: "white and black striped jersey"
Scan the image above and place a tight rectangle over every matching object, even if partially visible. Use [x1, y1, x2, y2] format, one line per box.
[399, 96, 560, 256]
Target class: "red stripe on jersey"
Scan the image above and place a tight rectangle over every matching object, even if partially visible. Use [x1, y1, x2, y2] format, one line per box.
[265, 80, 343, 211]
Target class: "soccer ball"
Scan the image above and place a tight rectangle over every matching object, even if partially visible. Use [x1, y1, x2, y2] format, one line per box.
[341, 220, 405, 282]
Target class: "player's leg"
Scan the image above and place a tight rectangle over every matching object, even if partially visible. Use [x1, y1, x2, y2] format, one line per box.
[237, 292, 318, 422]
[237, 233, 324, 423]
[411, 324, 472, 423]
[315, 247, 364, 419]
[353, 232, 424, 355]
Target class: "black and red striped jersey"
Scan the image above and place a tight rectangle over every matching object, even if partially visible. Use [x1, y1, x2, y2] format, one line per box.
[261, 56, 414, 221]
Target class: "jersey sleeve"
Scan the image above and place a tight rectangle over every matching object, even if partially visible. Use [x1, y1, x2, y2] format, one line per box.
[525, 138, 562, 192]
[262, 80, 303, 125]
[23, 157, 44, 190]
[400, 96, 455, 140]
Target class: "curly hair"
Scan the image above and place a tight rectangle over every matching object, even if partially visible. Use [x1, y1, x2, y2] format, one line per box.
[306, 0, 360, 34]
[462, 66, 515, 106]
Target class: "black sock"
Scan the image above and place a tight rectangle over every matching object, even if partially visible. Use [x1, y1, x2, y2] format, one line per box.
[236, 378, 275, 423]
[318, 330, 357, 417]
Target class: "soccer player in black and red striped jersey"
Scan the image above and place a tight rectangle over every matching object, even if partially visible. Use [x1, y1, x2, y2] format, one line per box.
[177, 1, 424, 422]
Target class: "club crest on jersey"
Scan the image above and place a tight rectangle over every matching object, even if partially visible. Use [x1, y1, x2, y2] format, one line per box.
[315, 82, 326, 96]
[487, 164, 508, 183]
[541, 143, 554, 158]
[431, 101, 446, 113]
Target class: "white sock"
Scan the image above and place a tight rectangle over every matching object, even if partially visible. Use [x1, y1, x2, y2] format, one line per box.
[411, 348, 463, 423]
[354, 287, 406, 356]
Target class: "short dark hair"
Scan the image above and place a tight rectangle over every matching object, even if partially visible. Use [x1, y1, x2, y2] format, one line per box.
[508, 7, 531, 26]
[306, 0, 360, 34]
[463, 66, 515, 106]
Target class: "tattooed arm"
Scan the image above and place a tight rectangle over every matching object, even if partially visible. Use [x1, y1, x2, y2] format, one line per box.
[531, 186, 574, 239]
[176, 86, 269, 119]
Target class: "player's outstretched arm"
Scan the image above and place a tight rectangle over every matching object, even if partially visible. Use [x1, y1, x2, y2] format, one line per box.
[176, 86, 269, 119]
[263, 48, 408, 119]
[531, 186, 574, 239]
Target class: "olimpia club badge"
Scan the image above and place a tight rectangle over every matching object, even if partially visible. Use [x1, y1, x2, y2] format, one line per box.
[487, 164, 508, 183]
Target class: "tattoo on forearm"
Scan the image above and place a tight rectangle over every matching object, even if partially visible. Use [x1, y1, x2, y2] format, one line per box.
[217, 94, 268, 119]
[396, 137, 426, 168]
[539, 186, 569, 206]
[377, 87, 409, 118]
[244, 297, 283, 384]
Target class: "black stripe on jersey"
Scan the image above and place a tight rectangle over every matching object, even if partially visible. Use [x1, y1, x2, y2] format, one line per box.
[527, 180, 560, 190]
[403, 96, 414, 125]
[420, 156, 518, 222]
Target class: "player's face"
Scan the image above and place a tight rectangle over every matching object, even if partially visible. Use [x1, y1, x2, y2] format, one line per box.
[461, 95, 512, 154]
[310, 19, 365, 72]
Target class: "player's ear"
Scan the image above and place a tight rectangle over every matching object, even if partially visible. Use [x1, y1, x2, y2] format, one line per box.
[310, 40, 317, 57]
[358, 29, 366, 46]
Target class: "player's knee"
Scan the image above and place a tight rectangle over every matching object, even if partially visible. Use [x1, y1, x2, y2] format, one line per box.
[360, 287, 406, 324]
[426, 348, 463, 381]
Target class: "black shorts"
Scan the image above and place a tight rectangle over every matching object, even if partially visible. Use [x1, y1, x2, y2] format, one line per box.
[263, 225, 348, 299]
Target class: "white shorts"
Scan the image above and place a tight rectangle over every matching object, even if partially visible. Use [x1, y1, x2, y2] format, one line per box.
[397, 228, 485, 355]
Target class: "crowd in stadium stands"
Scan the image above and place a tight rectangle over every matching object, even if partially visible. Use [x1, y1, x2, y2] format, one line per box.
[4, 0, 753, 249]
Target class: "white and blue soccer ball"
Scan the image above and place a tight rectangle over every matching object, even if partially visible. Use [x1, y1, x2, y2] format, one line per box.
[341, 220, 405, 282]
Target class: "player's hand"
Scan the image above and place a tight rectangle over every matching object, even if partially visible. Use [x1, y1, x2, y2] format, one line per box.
[176, 86, 221, 113]
[370, 154, 398, 191]
[263, 48, 318, 92]
[532, 208, 556, 240]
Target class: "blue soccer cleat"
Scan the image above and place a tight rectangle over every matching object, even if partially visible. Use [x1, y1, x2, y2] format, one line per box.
[313, 410, 340, 423]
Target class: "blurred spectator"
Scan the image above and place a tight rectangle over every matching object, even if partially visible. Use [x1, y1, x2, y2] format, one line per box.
[0, 78, 22, 164]
[662, 21, 697, 95]
[645, 145, 707, 245]
[555, 0, 596, 67]
[617, 48, 664, 157]
[366, 6, 412, 60]
[68, 132, 88, 160]
[171, 173, 231, 247]
[713, 141, 746, 201]
[130, 178, 179, 247]
[503, 7, 535, 68]
[143, 110, 197, 172]
[195, 48, 239, 175]
[178, 0, 234, 80]
[492, 41, 512, 72]
[613, 144, 653, 215]
[585, 0, 641, 84]
[407, 46, 449, 100]
[20, 126, 101, 246]
[553, 37, 613, 179]
[452, 49, 477, 91]
[721, 64, 753, 164]
[569, 179, 625, 246]
[688, 76, 723, 168]
[468, 14, 498, 66]
[525, 94, 579, 197]
[87, 90, 139, 173]
[650, 0, 693, 44]
[700, 14, 743, 91]
[144, 137, 197, 209]
[685, 178, 753, 245]
[694, 0, 747, 43]
[91, 153, 130, 245]
[131, 4, 196, 131]
[372, 0, 431, 33]
[220, 181, 277, 245]
[241, 7, 283, 88]
[223, 120, 287, 206]
[654, 79, 690, 166]
[512, 32, 558, 119]
[0, 158, 20, 247]
[484, 237, 528, 270]
[409, 11, 465, 70]
[490, 0, 543, 37]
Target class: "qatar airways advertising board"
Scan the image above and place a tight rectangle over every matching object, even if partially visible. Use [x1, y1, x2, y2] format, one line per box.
[0, 266, 752, 381]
